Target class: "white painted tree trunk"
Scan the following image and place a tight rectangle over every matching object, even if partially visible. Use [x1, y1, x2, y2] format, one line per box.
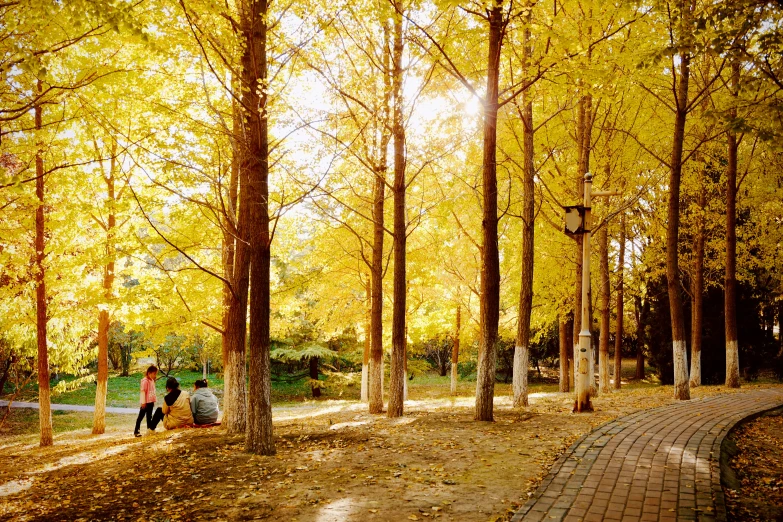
[673, 340, 689, 399]
[689, 350, 700, 388]
[512, 344, 529, 407]
[361, 363, 369, 402]
[450, 363, 458, 395]
[598, 348, 610, 393]
[726, 341, 740, 387]
[223, 349, 247, 433]
[403, 370, 408, 401]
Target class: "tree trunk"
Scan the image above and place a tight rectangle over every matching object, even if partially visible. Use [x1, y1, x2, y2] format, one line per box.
[598, 226, 610, 393]
[666, 6, 692, 400]
[369, 164, 385, 413]
[559, 317, 569, 392]
[0, 356, 12, 396]
[573, 94, 593, 393]
[93, 143, 116, 436]
[567, 316, 574, 389]
[512, 11, 535, 409]
[636, 296, 648, 380]
[725, 59, 740, 388]
[387, 3, 406, 419]
[690, 169, 705, 387]
[475, 0, 503, 422]
[223, 152, 250, 436]
[361, 278, 370, 402]
[221, 87, 240, 376]
[778, 300, 783, 358]
[244, 0, 275, 455]
[309, 357, 320, 398]
[34, 83, 52, 447]
[614, 215, 625, 389]
[368, 23, 392, 415]
[573, 89, 594, 411]
[451, 304, 461, 395]
[403, 330, 408, 401]
[223, 0, 258, 437]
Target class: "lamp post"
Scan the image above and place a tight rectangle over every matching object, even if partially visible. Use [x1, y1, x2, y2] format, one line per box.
[572, 172, 620, 412]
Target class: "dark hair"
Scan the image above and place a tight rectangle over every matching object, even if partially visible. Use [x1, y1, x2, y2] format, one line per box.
[146, 365, 158, 376]
[194, 379, 208, 389]
[165, 377, 180, 391]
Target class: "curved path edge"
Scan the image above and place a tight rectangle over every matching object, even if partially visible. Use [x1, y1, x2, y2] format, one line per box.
[511, 389, 783, 522]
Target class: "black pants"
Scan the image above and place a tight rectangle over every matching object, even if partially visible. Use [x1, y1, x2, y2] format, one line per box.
[149, 407, 165, 430]
[134, 402, 154, 433]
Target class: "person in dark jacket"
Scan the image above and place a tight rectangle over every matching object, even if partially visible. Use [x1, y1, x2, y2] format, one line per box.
[190, 379, 219, 425]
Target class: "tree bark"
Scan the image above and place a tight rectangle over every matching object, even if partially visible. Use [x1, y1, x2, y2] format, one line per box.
[598, 226, 610, 393]
[451, 304, 461, 395]
[725, 59, 740, 389]
[368, 23, 392, 415]
[223, 0, 258, 437]
[559, 317, 569, 392]
[635, 295, 647, 380]
[387, 2, 406, 418]
[222, 87, 240, 374]
[573, 94, 592, 391]
[93, 142, 117, 435]
[512, 10, 535, 409]
[368, 165, 385, 413]
[567, 316, 574, 389]
[34, 81, 52, 447]
[361, 278, 370, 402]
[614, 215, 625, 389]
[475, 0, 504, 422]
[778, 300, 783, 359]
[403, 327, 408, 401]
[309, 357, 321, 398]
[666, 2, 692, 400]
[690, 169, 705, 387]
[0, 355, 12, 396]
[244, 0, 275, 455]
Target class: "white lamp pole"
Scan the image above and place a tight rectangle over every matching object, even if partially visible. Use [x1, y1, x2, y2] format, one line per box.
[574, 172, 620, 412]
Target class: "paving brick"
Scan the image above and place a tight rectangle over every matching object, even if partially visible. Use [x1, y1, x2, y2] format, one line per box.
[512, 390, 783, 521]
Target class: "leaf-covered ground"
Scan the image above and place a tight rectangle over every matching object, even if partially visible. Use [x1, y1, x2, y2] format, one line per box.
[724, 409, 783, 521]
[1, 383, 778, 521]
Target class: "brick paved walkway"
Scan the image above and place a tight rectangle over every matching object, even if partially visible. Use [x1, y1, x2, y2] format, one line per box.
[512, 389, 783, 522]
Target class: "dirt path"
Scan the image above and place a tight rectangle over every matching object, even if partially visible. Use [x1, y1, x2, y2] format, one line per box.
[1, 385, 780, 522]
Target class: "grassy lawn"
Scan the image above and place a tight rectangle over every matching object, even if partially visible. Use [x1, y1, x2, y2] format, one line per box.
[10, 369, 358, 408]
[0, 408, 130, 437]
[2, 359, 664, 409]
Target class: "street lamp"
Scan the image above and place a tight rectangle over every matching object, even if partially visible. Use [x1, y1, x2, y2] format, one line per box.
[566, 172, 620, 412]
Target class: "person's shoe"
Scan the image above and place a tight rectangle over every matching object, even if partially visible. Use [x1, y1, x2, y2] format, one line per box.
[134, 431, 141, 438]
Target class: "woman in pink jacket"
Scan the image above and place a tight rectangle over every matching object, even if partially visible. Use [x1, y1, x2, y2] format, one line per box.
[134, 365, 158, 437]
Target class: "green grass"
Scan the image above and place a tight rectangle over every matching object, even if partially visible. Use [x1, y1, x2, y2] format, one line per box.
[6, 359, 664, 409]
[14, 370, 225, 408]
[0, 408, 129, 437]
[12, 370, 357, 408]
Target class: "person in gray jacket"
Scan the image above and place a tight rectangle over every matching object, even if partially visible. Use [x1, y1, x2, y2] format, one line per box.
[190, 379, 220, 424]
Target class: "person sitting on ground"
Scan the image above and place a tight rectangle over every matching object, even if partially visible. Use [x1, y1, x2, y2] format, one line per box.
[134, 365, 158, 437]
[149, 377, 194, 430]
[190, 379, 220, 425]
